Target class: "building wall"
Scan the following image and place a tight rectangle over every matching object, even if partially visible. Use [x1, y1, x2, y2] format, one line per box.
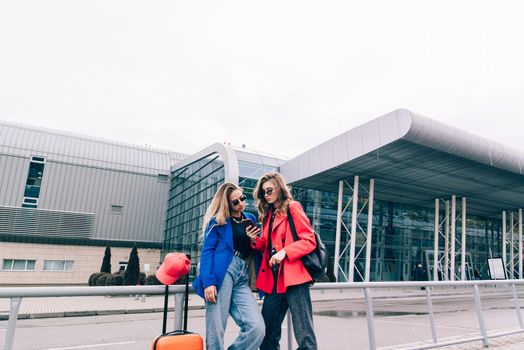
[0, 153, 28, 206]
[38, 160, 170, 242]
[0, 242, 161, 285]
[0, 120, 186, 244]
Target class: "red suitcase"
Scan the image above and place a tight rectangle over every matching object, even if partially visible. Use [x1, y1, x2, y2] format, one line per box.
[152, 259, 203, 350]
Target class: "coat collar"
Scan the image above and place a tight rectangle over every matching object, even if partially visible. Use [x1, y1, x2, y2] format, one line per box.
[269, 209, 287, 232]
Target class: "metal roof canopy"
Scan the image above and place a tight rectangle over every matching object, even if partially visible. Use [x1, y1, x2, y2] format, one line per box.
[281, 109, 524, 218]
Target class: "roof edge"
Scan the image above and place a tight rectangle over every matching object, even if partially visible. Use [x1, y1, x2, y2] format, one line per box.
[403, 112, 524, 175]
[169, 143, 239, 184]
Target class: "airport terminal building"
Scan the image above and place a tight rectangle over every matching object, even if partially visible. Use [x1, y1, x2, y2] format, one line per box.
[0, 120, 185, 284]
[1, 109, 523, 285]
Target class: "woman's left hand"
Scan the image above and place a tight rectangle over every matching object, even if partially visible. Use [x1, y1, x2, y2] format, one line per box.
[269, 249, 286, 266]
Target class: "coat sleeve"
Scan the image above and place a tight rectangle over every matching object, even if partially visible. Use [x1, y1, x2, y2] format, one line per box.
[284, 201, 317, 262]
[199, 222, 219, 288]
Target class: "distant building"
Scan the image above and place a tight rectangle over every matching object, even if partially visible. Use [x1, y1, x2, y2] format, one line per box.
[0, 120, 185, 284]
[2, 109, 524, 285]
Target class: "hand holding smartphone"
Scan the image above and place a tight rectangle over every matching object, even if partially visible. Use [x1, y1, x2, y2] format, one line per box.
[243, 219, 261, 241]
[241, 218, 259, 230]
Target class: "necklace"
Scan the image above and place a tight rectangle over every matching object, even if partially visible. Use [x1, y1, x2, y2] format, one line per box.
[231, 215, 243, 224]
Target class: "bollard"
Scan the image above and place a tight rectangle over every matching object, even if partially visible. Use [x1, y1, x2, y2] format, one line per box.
[141, 294, 146, 302]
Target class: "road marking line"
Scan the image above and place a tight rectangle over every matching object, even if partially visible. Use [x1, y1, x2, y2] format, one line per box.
[42, 341, 135, 349]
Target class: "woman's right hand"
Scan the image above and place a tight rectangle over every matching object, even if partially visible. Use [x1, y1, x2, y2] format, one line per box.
[246, 225, 260, 243]
[204, 285, 217, 303]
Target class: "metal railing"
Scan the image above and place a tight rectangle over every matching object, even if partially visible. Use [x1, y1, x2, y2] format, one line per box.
[1, 280, 524, 350]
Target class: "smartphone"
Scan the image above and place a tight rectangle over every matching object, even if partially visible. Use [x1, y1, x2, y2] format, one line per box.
[241, 218, 260, 230]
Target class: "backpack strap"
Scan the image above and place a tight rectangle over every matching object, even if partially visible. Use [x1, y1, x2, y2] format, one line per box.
[287, 206, 299, 242]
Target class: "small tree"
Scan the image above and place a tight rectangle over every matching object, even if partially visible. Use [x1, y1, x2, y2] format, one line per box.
[100, 246, 112, 273]
[124, 244, 140, 285]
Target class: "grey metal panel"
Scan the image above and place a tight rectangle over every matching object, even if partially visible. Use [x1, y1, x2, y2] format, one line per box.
[0, 120, 184, 244]
[0, 155, 27, 206]
[0, 205, 94, 239]
[318, 141, 334, 174]
[307, 146, 322, 180]
[332, 134, 349, 168]
[234, 148, 287, 168]
[282, 108, 524, 183]
[32, 159, 168, 242]
[404, 111, 524, 175]
[0, 119, 187, 175]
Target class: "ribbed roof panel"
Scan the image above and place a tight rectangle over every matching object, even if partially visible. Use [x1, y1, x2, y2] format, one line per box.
[0, 119, 187, 174]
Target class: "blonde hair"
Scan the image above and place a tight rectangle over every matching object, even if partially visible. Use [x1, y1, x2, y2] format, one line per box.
[202, 182, 241, 233]
[253, 172, 292, 223]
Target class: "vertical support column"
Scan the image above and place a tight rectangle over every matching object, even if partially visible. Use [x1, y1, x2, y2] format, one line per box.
[434, 199, 439, 281]
[461, 197, 467, 281]
[444, 200, 450, 280]
[4, 297, 22, 350]
[349, 176, 359, 282]
[287, 311, 293, 349]
[334, 180, 344, 282]
[511, 212, 515, 279]
[503, 211, 507, 273]
[365, 178, 375, 282]
[450, 195, 456, 281]
[519, 209, 522, 279]
[174, 292, 184, 330]
[364, 288, 377, 350]
[473, 285, 489, 347]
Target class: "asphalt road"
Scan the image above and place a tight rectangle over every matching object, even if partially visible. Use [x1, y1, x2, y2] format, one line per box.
[2, 290, 524, 350]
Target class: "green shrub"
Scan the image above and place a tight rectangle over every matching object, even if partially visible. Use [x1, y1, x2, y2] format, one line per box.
[139, 272, 146, 285]
[88, 272, 104, 286]
[95, 273, 111, 286]
[124, 244, 140, 285]
[145, 274, 161, 285]
[105, 273, 124, 286]
[100, 246, 112, 273]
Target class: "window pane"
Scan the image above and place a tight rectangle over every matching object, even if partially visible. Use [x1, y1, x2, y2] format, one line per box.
[3, 259, 13, 270]
[54, 261, 66, 271]
[65, 261, 74, 271]
[43, 261, 53, 270]
[26, 260, 36, 270]
[13, 260, 26, 270]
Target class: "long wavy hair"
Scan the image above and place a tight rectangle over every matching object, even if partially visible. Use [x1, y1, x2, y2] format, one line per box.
[253, 172, 293, 223]
[202, 182, 242, 233]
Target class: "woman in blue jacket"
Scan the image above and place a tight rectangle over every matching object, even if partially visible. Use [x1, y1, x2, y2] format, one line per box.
[193, 182, 265, 350]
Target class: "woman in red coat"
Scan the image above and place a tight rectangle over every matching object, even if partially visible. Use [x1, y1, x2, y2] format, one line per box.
[249, 172, 318, 350]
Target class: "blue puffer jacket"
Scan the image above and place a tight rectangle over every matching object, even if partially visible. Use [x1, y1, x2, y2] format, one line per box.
[193, 212, 261, 298]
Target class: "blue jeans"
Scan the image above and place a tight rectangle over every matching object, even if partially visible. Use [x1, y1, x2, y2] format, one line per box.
[205, 255, 265, 350]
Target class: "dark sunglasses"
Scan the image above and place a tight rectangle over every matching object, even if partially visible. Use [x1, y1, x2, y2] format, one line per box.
[262, 187, 274, 197]
[231, 195, 247, 206]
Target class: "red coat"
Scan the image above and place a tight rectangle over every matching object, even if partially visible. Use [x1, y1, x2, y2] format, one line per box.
[253, 201, 316, 294]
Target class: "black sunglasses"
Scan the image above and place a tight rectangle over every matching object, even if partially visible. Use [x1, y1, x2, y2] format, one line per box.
[262, 187, 274, 197]
[231, 195, 247, 206]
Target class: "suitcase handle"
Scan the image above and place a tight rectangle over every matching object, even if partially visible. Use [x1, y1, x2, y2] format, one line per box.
[161, 254, 190, 334]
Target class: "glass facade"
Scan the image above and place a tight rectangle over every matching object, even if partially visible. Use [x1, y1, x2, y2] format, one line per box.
[164, 147, 502, 282]
[292, 187, 501, 282]
[163, 153, 225, 273]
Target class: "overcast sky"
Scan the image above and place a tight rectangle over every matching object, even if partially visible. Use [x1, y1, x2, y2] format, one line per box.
[1, 1, 524, 159]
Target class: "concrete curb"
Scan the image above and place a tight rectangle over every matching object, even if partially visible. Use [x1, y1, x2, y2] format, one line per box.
[0, 304, 206, 320]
